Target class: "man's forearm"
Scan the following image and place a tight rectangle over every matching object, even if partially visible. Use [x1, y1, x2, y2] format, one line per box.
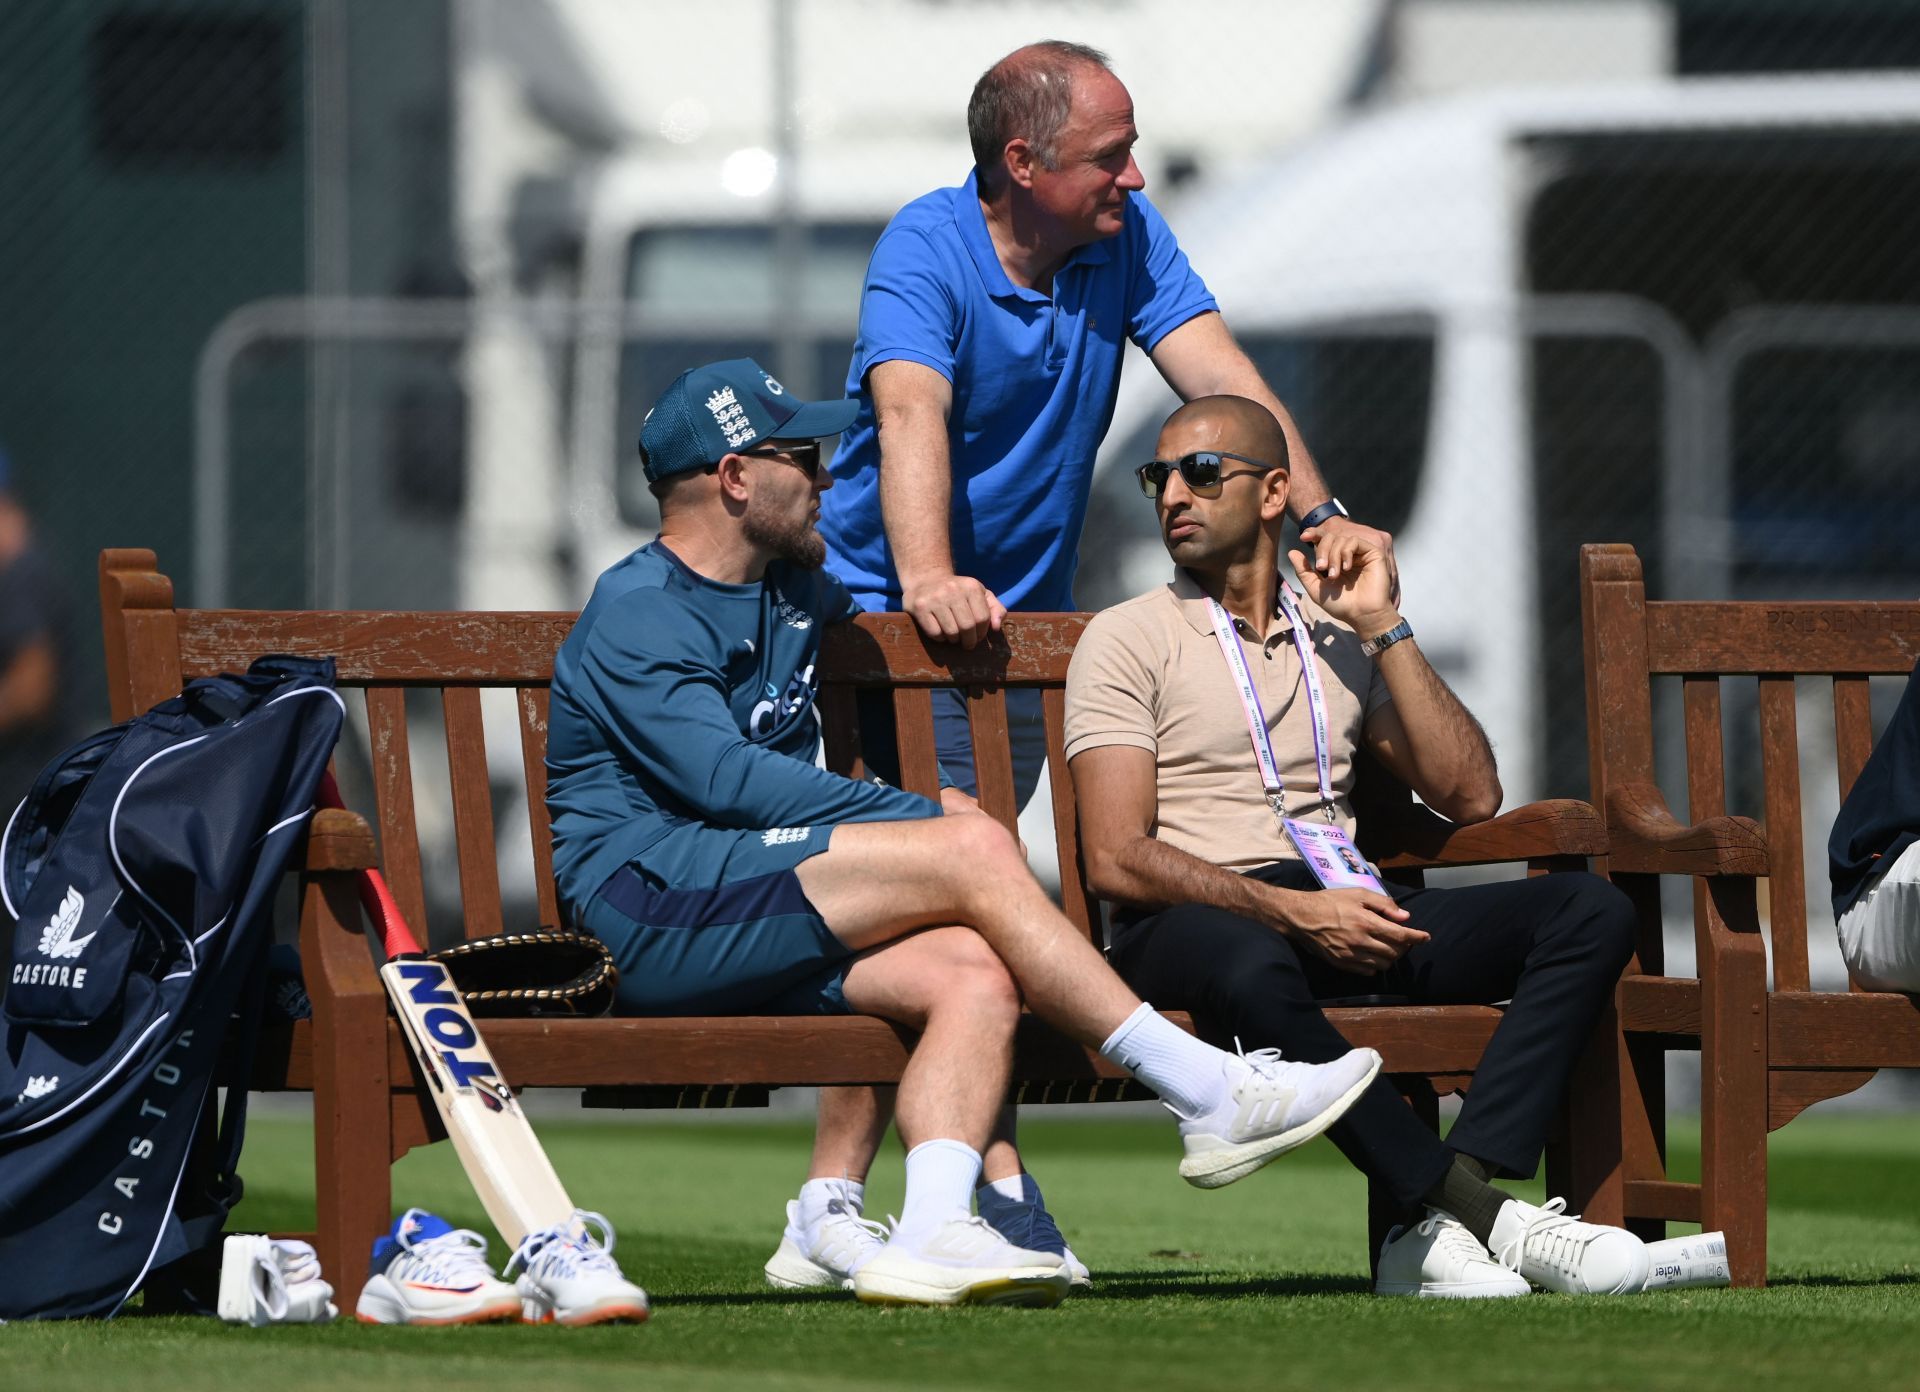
[876, 405, 956, 586]
[1374, 635, 1501, 823]
[1092, 832, 1297, 930]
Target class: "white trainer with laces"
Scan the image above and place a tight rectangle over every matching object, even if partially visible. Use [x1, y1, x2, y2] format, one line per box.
[354, 1209, 522, 1325]
[764, 1197, 890, 1290]
[1177, 1044, 1382, 1189]
[976, 1180, 1090, 1289]
[1375, 1211, 1531, 1299]
[852, 1215, 1073, 1308]
[1491, 1197, 1651, 1295]
[509, 1209, 651, 1325]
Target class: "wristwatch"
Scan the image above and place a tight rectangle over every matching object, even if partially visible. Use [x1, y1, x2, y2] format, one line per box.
[1298, 498, 1349, 532]
[1360, 619, 1414, 658]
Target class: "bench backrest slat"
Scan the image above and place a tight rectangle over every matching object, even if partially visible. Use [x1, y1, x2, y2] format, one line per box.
[516, 686, 562, 931]
[1757, 675, 1810, 992]
[1682, 675, 1727, 821]
[890, 687, 944, 800]
[1833, 675, 1875, 802]
[1042, 686, 1101, 937]
[965, 686, 1019, 828]
[365, 685, 433, 937]
[442, 686, 504, 942]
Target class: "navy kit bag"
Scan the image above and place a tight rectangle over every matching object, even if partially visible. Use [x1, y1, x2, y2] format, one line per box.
[0, 656, 343, 1319]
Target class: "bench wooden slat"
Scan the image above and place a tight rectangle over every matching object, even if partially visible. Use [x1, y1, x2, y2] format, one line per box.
[442, 686, 504, 942]
[176, 610, 577, 683]
[891, 686, 942, 800]
[364, 686, 431, 938]
[517, 686, 561, 931]
[966, 686, 1019, 828]
[820, 613, 1087, 685]
[818, 687, 866, 781]
[1682, 675, 1727, 822]
[1043, 686, 1100, 940]
[1757, 675, 1810, 993]
[1643, 601, 1920, 674]
[1833, 675, 1874, 802]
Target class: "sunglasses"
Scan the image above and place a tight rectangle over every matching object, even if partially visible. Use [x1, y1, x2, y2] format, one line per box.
[1135, 451, 1278, 499]
[736, 441, 823, 479]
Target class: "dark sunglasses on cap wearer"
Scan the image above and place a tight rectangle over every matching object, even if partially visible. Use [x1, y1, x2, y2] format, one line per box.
[1135, 450, 1279, 499]
[734, 440, 824, 479]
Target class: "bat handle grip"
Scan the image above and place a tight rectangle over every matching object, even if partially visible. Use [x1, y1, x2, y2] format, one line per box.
[315, 770, 424, 959]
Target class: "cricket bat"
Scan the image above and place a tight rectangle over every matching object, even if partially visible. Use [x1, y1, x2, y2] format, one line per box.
[317, 773, 574, 1248]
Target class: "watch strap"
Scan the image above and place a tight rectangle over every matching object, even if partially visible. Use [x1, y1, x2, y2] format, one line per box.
[1298, 498, 1349, 532]
[1360, 619, 1414, 659]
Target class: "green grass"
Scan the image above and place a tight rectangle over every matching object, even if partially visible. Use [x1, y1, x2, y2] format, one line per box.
[4, 1111, 1917, 1391]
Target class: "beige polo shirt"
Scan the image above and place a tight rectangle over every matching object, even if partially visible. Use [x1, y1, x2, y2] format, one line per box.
[1064, 570, 1392, 873]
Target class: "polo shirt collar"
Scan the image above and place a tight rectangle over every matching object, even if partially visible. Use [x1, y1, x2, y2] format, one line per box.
[1168, 568, 1304, 637]
[955, 170, 1115, 305]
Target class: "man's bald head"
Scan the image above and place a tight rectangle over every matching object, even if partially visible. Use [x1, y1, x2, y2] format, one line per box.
[968, 40, 1112, 189]
[1158, 395, 1289, 471]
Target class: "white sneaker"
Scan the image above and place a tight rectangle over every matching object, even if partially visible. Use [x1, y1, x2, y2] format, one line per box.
[508, 1209, 651, 1326]
[1375, 1211, 1531, 1299]
[1491, 1197, 1651, 1295]
[764, 1195, 889, 1291]
[852, 1215, 1073, 1308]
[354, 1209, 522, 1325]
[976, 1178, 1090, 1288]
[1177, 1044, 1382, 1189]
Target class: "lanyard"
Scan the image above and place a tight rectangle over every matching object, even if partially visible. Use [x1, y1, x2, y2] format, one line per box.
[1207, 586, 1336, 825]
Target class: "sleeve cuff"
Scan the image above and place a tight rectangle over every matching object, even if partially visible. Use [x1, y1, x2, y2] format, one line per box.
[1063, 729, 1157, 762]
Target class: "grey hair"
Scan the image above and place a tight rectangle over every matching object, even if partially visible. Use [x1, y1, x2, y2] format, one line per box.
[968, 41, 1113, 188]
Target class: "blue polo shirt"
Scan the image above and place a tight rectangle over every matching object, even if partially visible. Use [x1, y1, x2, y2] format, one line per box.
[819, 172, 1217, 613]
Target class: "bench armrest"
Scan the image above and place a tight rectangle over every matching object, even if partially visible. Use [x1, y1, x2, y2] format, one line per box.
[304, 807, 378, 873]
[1604, 782, 1767, 877]
[1369, 798, 1607, 869]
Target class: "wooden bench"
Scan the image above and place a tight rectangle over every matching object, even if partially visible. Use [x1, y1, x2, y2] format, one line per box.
[99, 547, 1614, 1308]
[1581, 542, 1920, 1287]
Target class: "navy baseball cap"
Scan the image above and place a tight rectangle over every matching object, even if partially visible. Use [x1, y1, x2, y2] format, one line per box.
[638, 358, 859, 484]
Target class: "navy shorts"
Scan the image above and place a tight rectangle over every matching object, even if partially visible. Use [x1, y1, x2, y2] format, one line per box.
[579, 862, 853, 1017]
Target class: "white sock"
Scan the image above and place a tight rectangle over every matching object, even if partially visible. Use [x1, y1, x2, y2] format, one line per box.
[1098, 1001, 1228, 1118]
[897, 1140, 983, 1240]
[979, 1173, 1033, 1207]
[797, 1176, 865, 1230]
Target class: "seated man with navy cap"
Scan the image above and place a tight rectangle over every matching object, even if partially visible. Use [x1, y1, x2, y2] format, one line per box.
[544, 359, 1382, 1308]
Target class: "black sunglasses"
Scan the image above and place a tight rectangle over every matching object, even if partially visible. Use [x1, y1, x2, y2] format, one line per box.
[736, 440, 824, 478]
[1135, 450, 1278, 499]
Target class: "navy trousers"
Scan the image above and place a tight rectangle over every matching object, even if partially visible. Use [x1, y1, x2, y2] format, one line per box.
[1108, 862, 1635, 1212]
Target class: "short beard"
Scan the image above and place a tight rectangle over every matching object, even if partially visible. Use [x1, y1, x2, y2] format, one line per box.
[742, 494, 826, 569]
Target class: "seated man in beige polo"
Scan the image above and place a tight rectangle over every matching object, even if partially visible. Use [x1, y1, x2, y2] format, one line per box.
[1065, 394, 1651, 1297]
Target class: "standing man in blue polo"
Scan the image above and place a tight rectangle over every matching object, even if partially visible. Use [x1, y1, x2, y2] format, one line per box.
[820, 38, 1394, 803]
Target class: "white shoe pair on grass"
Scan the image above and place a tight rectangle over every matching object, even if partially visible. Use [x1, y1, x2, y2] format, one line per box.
[354, 1207, 649, 1326]
[762, 1044, 1379, 1307]
[1377, 1199, 1652, 1298]
[763, 1176, 1089, 1307]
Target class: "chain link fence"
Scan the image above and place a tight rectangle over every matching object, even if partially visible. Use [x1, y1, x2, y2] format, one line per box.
[4, 2, 1920, 1042]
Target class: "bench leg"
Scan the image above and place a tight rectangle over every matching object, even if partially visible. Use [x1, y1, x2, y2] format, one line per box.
[1367, 1078, 1440, 1282]
[1559, 995, 1625, 1225]
[303, 875, 394, 1311]
[1699, 880, 1769, 1288]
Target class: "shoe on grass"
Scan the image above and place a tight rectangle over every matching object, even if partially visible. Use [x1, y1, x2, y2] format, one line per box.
[976, 1174, 1090, 1289]
[852, 1214, 1072, 1308]
[1491, 1197, 1650, 1295]
[1375, 1210, 1530, 1298]
[1177, 1044, 1382, 1189]
[764, 1191, 889, 1291]
[508, 1209, 651, 1325]
[354, 1208, 522, 1325]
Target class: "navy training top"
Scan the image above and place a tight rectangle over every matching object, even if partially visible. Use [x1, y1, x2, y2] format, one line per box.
[546, 541, 939, 912]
